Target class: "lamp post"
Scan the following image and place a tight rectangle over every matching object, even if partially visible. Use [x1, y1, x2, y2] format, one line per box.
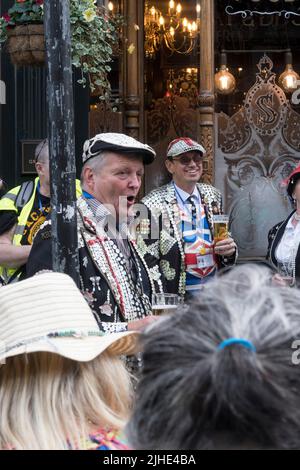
[43, 0, 79, 286]
[0, 81, 5, 105]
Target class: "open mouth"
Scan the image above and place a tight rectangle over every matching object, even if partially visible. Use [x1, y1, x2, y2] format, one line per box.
[127, 196, 136, 204]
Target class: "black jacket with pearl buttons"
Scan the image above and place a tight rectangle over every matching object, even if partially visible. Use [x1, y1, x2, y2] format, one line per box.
[266, 210, 300, 279]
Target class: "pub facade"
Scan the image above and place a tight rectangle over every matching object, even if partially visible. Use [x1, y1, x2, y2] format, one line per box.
[1, 0, 300, 258]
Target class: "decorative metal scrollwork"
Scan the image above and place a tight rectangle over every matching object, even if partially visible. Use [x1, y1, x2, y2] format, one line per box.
[216, 54, 300, 257]
[146, 95, 197, 145]
[225, 5, 300, 19]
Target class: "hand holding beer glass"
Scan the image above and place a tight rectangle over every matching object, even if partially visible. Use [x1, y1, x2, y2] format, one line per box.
[213, 215, 236, 256]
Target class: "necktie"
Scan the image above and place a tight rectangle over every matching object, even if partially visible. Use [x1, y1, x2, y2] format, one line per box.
[187, 195, 197, 231]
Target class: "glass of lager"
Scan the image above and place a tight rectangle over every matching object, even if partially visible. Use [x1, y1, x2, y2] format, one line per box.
[152, 293, 180, 315]
[213, 215, 229, 242]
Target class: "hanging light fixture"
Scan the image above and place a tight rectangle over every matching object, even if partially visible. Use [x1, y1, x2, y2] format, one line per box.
[144, 1, 201, 58]
[214, 52, 236, 95]
[278, 51, 300, 94]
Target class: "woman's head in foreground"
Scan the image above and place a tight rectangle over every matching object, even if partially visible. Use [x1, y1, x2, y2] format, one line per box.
[127, 264, 300, 450]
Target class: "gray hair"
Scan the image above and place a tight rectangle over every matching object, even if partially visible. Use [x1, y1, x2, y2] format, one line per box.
[35, 139, 49, 164]
[127, 264, 300, 450]
[80, 151, 109, 185]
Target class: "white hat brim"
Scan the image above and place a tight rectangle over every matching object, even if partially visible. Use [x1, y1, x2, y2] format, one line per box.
[0, 331, 139, 363]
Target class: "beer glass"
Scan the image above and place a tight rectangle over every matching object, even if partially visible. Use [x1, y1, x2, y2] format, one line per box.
[152, 293, 180, 315]
[277, 260, 295, 286]
[213, 215, 229, 242]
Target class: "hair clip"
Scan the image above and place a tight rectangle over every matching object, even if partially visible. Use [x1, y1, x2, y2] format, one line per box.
[218, 337, 256, 352]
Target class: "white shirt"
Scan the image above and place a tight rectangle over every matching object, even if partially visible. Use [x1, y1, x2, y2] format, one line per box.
[276, 216, 300, 263]
[173, 183, 201, 217]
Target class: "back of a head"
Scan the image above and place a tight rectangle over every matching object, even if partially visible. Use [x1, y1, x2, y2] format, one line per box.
[35, 139, 49, 163]
[127, 264, 300, 450]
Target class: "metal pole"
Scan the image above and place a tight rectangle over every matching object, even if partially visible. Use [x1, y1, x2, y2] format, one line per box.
[44, 0, 79, 286]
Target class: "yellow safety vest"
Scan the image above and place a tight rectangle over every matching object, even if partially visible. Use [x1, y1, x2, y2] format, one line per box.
[0, 177, 82, 284]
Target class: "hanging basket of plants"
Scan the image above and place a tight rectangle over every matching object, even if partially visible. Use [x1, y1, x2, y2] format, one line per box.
[6, 24, 45, 66]
[0, 0, 124, 100]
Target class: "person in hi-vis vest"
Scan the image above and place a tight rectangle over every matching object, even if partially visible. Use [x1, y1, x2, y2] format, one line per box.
[0, 140, 81, 285]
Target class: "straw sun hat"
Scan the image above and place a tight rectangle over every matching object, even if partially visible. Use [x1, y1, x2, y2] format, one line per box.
[0, 272, 138, 362]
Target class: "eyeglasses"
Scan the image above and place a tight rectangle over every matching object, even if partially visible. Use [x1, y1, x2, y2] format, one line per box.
[169, 153, 203, 166]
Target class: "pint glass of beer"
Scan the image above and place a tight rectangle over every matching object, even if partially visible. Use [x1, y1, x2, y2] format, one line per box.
[152, 293, 180, 315]
[213, 215, 229, 242]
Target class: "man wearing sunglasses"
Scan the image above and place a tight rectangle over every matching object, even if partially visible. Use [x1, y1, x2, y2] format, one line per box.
[137, 137, 237, 300]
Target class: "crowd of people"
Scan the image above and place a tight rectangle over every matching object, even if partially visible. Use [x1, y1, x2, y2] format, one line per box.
[0, 132, 300, 449]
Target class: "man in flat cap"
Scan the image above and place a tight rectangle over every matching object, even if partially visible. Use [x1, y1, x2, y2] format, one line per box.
[137, 137, 237, 301]
[27, 133, 157, 333]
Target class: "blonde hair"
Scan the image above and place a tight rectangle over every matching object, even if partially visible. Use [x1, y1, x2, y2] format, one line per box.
[0, 351, 133, 450]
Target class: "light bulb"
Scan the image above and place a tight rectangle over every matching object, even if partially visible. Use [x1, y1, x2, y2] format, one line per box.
[108, 1, 114, 12]
[278, 52, 300, 93]
[219, 76, 229, 90]
[215, 66, 236, 95]
[285, 75, 296, 89]
[279, 65, 300, 93]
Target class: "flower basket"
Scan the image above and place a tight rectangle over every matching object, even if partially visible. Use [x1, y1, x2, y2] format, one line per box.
[7, 24, 45, 66]
[0, 0, 123, 98]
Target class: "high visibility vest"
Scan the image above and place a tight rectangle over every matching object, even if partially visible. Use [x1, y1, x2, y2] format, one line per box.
[0, 177, 82, 284]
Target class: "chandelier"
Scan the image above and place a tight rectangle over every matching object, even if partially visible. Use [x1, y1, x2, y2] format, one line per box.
[144, 1, 201, 58]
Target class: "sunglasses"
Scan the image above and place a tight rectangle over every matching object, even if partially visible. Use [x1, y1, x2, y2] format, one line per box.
[169, 153, 203, 166]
